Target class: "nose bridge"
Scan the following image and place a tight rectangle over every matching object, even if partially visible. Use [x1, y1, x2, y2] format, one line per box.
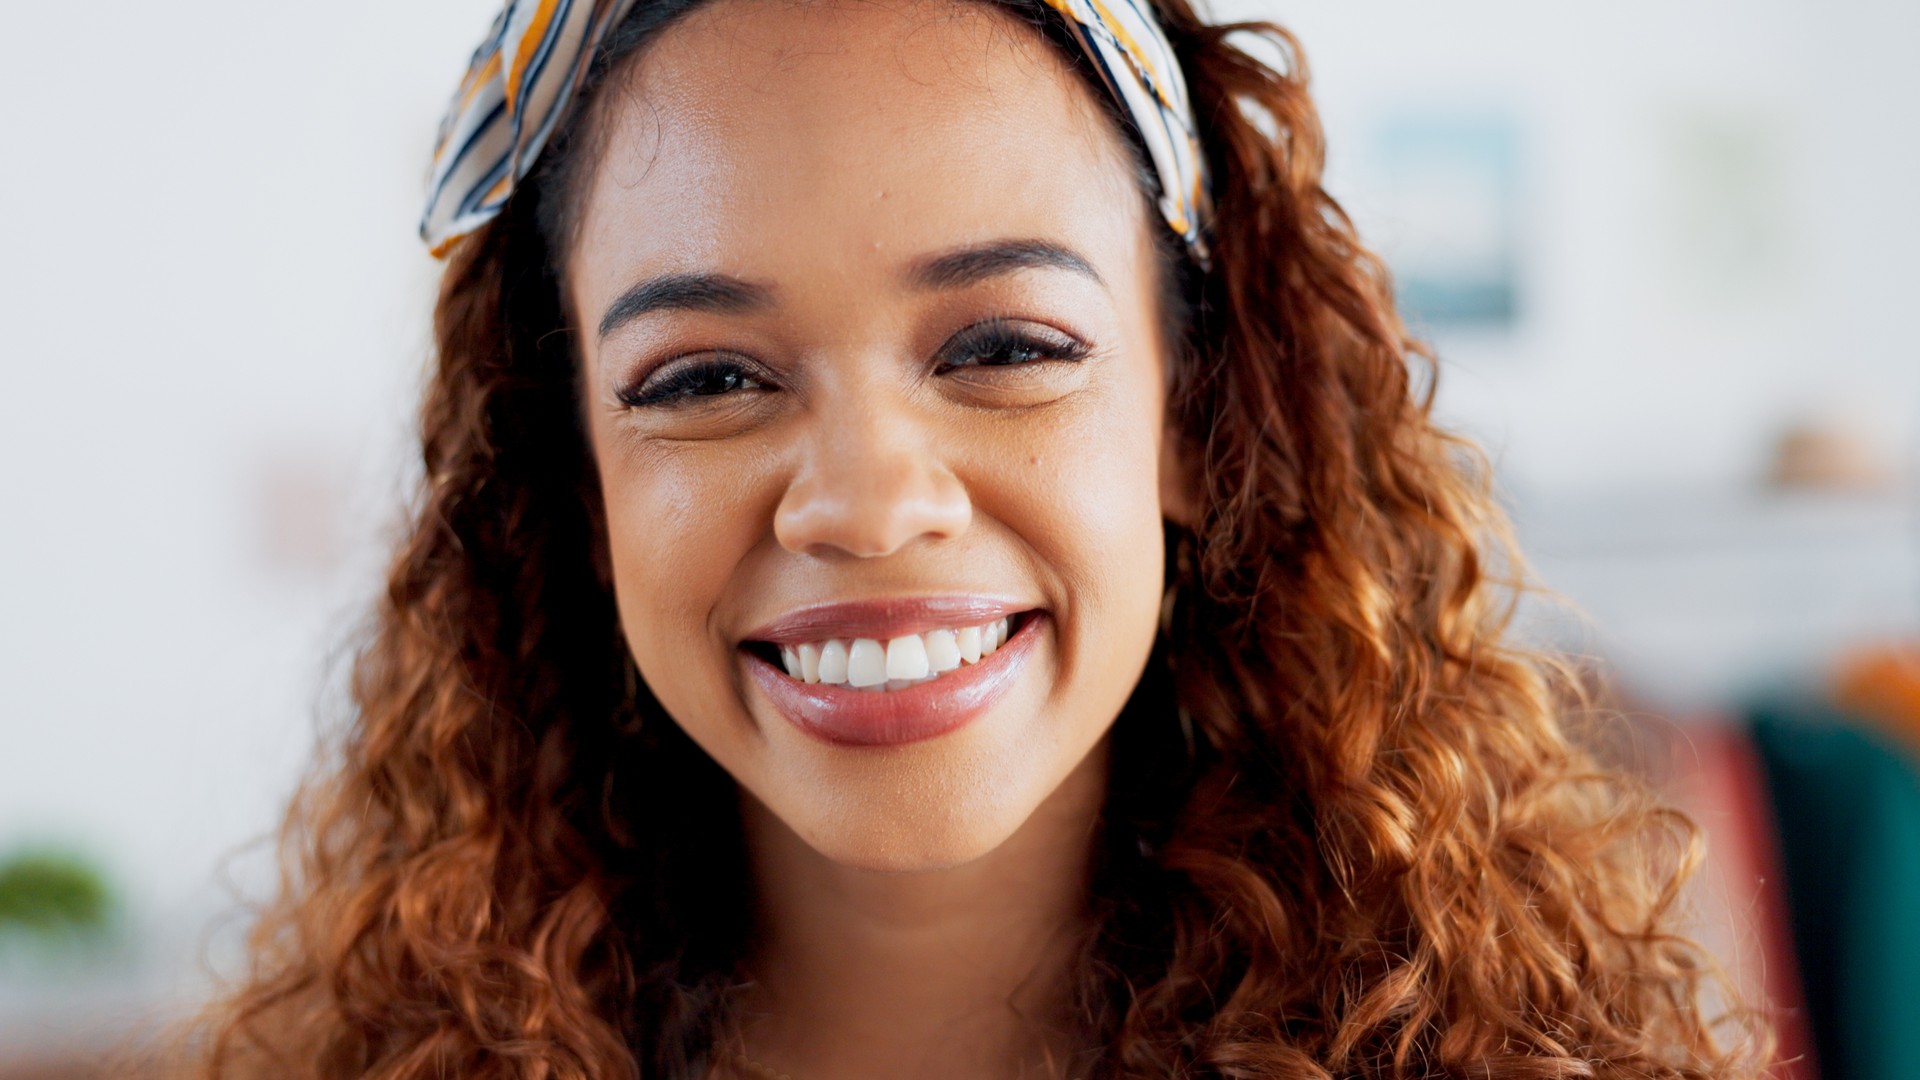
[774, 375, 971, 558]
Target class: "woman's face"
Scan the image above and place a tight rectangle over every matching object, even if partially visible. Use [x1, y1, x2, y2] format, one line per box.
[568, 0, 1185, 872]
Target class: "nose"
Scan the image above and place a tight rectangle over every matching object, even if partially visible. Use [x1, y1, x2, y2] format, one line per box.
[773, 402, 972, 558]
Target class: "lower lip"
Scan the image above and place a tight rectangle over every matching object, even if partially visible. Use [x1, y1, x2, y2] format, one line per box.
[743, 613, 1046, 747]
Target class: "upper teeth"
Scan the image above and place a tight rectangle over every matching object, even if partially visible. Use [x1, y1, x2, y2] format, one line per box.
[775, 617, 1013, 691]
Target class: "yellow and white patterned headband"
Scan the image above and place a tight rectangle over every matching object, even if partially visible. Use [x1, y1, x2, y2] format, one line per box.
[420, 0, 1213, 263]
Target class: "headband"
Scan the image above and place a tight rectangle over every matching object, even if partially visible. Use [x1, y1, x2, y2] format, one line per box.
[420, 0, 1212, 263]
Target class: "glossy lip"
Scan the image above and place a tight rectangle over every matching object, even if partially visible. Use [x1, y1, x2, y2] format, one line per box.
[739, 595, 1037, 647]
[743, 610, 1047, 747]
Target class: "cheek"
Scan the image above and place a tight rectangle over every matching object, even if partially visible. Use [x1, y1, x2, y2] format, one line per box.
[990, 369, 1169, 689]
[599, 444, 769, 714]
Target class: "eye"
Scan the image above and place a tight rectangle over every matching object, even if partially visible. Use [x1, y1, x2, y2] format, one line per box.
[934, 319, 1092, 373]
[617, 356, 771, 409]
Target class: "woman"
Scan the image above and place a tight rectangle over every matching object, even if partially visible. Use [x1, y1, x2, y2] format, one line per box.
[195, 0, 1764, 1076]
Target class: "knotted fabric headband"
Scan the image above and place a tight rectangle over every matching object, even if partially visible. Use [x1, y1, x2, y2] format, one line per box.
[420, 0, 1213, 262]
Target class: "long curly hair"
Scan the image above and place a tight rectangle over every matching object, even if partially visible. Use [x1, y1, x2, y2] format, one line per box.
[188, 1, 1768, 1076]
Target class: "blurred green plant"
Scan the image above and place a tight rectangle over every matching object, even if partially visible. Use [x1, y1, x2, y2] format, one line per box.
[0, 849, 113, 935]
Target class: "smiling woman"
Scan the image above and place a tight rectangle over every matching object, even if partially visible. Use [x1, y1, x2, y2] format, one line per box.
[569, 6, 1182, 880]
[186, 0, 1766, 1078]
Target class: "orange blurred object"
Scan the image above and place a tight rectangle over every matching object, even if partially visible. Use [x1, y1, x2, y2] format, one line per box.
[1833, 642, 1920, 752]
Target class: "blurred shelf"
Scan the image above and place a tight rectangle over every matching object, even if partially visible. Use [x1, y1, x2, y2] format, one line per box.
[0, 921, 212, 1076]
[1506, 484, 1920, 710]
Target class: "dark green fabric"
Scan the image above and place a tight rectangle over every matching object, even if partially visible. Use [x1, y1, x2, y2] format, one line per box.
[1747, 700, 1920, 1080]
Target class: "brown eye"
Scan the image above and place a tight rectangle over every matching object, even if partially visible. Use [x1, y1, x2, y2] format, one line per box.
[934, 319, 1091, 373]
[618, 358, 771, 408]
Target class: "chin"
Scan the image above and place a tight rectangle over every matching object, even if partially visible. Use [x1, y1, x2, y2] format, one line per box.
[748, 739, 1074, 875]
[797, 814, 1026, 875]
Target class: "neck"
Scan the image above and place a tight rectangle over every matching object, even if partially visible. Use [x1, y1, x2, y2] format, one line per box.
[732, 742, 1109, 1080]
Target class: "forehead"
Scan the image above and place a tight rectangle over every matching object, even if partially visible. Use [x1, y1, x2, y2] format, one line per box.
[565, 0, 1148, 308]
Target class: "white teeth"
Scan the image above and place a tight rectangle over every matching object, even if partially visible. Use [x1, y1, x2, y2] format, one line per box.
[846, 638, 888, 687]
[956, 625, 982, 663]
[762, 616, 1025, 691]
[885, 634, 930, 679]
[924, 629, 962, 672]
[818, 639, 849, 685]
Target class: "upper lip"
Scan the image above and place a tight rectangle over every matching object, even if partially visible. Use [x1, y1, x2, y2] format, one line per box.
[740, 596, 1038, 646]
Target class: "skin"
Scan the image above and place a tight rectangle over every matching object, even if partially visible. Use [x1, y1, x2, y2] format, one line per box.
[565, 0, 1190, 1073]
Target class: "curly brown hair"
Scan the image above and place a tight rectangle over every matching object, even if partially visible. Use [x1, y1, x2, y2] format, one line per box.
[188, 2, 1769, 1077]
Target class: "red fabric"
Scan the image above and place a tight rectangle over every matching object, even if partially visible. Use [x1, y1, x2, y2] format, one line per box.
[1669, 717, 1817, 1079]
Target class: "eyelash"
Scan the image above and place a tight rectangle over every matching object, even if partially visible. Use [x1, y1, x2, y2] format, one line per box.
[616, 320, 1091, 409]
[616, 358, 766, 409]
[934, 319, 1092, 373]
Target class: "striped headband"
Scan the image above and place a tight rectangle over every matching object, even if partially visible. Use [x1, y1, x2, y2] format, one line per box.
[420, 0, 1213, 263]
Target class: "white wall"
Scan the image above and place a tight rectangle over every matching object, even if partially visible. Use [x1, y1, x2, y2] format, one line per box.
[0, 0, 498, 1039]
[1, 0, 1914, 1040]
[1263, 0, 1920, 489]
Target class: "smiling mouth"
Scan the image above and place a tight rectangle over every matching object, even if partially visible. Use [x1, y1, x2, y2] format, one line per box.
[741, 610, 1037, 692]
[735, 594, 1048, 746]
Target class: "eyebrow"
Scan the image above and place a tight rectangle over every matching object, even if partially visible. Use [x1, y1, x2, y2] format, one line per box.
[908, 239, 1105, 292]
[596, 239, 1103, 341]
[598, 273, 774, 340]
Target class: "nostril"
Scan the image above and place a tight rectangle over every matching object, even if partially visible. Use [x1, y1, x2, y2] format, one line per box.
[772, 457, 972, 559]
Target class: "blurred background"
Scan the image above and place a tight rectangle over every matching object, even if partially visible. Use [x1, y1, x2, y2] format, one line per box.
[2, 0, 1915, 1076]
